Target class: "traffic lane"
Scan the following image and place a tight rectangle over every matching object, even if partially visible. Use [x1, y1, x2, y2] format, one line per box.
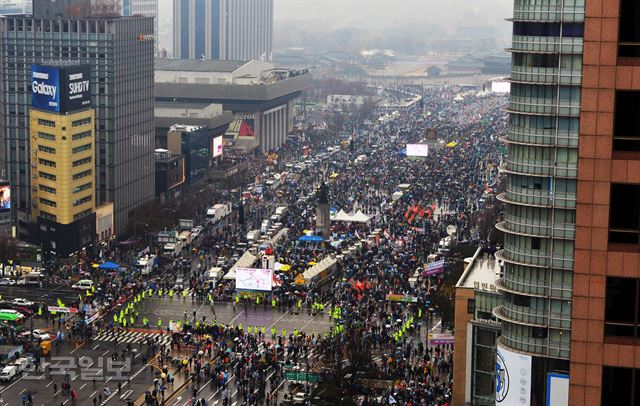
[138, 299, 333, 335]
[170, 363, 279, 406]
[0, 329, 160, 405]
[0, 284, 80, 305]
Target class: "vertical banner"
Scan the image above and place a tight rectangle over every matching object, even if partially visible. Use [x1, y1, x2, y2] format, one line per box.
[496, 342, 532, 406]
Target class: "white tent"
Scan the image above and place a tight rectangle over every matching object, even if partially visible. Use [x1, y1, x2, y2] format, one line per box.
[223, 251, 257, 280]
[331, 210, 370, 223]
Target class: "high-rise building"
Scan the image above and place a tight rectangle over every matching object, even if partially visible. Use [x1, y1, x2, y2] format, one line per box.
[173, 0, 273, 61]
[569, 0, 640, 404]
[122, 0, 158, 53]
[492, 0, 584, 403]
[0, 0, 31, 15]
[30, 63, 96, 256]
[0, 0, 155, 238]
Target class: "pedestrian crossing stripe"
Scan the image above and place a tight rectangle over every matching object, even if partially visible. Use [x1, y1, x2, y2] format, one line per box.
[93, 330, 171, 346]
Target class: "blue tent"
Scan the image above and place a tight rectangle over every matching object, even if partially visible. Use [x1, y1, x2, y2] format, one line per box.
[98, 261, 120, 270]
[298, 235, 323, 242]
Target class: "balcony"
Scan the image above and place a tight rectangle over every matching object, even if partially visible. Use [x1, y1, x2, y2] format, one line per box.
[497, 188, 576, 209]
[499, 214, 575, 240]
[493, 304, 550, 328]
[496, 246, 574, 270]
[511, 66, 582, 86]
[504, 126, 579, 148]
[513, 3, 584, 22]
[502, 157, 578, 178]
[497, 275, 573, 300]
[509, 35, 583, 55]
[506, 95, 580, 117]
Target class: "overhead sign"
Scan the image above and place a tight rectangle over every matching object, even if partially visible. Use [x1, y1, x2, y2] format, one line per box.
[212, 136, 224, 158]
[405, 144, 429, 157]
[236, 267, 273, 291]
[496, 342, 532, 406]
[32, 64, 91, 113]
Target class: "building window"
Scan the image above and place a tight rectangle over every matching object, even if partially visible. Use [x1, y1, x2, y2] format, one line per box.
[38, 158, 56, 168]
[72, 144, 92, 154]
[609, 184, 640, 245]
[39, 185, 56, 194]
[619, 0, 640, 58]
[38, 171, 56, 181]
[72, 131, 92, 141]
[38, 145, 56, 154]
[37, 118, 55, 128]
[602, 367, 640, 406]
[73, 183, 92, 194]
[72, 157, 92, 167]
[39, 198, 56, 208]
[72, 117, 92, 127]
[531, 237, 541, 250]
[467, 299, 476, 314]
[605, 277, 640, 338]
[72, 170, 92, 180]
[37, 132, 55, 141]
[40, 211, 57, 222]
[614, 91, 640, 152]
[73, 209, 92, 221]
[73, 196, 92, 207]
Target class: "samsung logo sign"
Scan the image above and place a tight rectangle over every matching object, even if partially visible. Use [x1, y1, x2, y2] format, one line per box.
[33, 71, 50, 80]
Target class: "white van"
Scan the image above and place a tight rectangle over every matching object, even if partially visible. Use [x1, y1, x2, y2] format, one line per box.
[14, 358, 30, 373]
[261, 219, 271, 234]
[0, 365, 17, 381]
[207, 267, 224, 284]
[72, 279, 94, 290]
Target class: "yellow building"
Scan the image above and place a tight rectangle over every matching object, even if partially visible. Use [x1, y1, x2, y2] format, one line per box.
[30, 108, 96, 255]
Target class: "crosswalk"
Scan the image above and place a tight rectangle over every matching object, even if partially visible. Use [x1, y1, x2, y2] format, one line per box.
[92, 330, 172, 346]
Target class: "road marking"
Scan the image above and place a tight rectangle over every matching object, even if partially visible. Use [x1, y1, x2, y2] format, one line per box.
[102, 350, 109, 356]
[90, 390, 97, 397]
[19, 388, 26, 394]
[62, 400, 69, 405]
[0, 374, 26, 394]
[268, 306, 292, 329]
[80, 383, 86, 390]
[120, 389, 132, 399]
[92, 344, 100, 350]
[46, 381, 53, 387]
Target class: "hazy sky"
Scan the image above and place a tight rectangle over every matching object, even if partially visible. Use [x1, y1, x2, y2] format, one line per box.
[157, 0, 514, 50]
[274, 0, 513, 32]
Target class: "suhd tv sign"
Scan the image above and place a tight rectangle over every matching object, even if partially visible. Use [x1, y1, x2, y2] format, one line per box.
[32, 64, 91, 113]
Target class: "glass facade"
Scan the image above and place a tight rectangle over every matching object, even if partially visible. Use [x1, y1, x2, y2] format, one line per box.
[0, 16, 156, 235]
[494, 0, 584, 364]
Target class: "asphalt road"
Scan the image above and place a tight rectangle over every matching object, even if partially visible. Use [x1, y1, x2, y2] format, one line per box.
[0, 284, 79, 307]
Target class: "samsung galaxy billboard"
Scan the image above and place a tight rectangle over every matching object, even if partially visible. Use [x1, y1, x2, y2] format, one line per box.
[32, 64, 91, 113]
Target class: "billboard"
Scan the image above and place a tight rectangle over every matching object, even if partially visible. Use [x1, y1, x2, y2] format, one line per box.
[406, 144, 429, 157]
[212, 136, 224, 158]
[225, 114, 256, 139]
[236, 267, 273, 291]
[491, 81, 511, 94]
[546, 373, 569, 406]
[32, 64, 91, 113]
[496, 342, 532, 406]
[0, 182, 10, 213]
[422, 259, 445, 276]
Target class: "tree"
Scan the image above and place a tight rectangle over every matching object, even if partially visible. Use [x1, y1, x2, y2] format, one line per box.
[0, 236, 18, 266]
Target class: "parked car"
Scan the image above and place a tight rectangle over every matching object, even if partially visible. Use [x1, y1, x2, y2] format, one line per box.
[12, 298, 34, 307]
[0, 278, 15, 286]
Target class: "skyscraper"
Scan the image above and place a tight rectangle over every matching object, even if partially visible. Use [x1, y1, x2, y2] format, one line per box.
[0, 0, 155, 237]
[122, 0, 158, 54]
[173, 0, 273, 61]
[493, 0, 584, 403]
[569, 0, 640, 404]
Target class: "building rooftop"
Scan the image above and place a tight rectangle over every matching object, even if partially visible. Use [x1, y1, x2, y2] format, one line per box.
[456, 247, 500, 290]
[155, 59, 249, 73]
